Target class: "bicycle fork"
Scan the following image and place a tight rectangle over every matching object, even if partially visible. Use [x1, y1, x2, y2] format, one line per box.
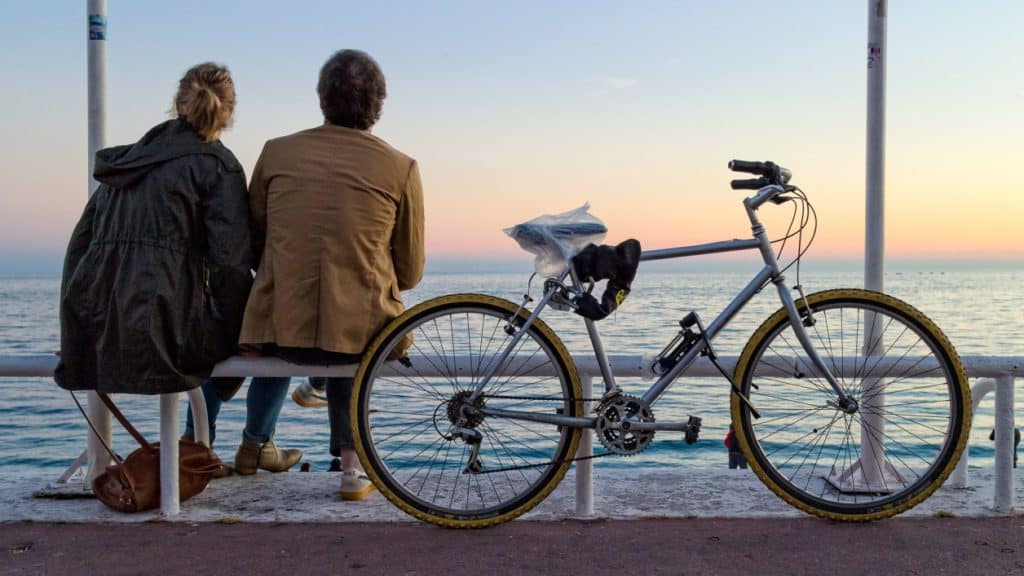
[772, 275, 856, 412]
[747, 196, 854, 412]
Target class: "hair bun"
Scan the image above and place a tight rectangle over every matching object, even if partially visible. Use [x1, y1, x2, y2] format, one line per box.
[174, 63, 235, 141]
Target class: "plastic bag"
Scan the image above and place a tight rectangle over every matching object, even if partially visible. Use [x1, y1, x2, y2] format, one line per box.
[504, 204, 607, 276]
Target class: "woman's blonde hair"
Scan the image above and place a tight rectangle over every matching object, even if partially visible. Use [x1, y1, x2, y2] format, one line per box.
[174, 62, 235, 141]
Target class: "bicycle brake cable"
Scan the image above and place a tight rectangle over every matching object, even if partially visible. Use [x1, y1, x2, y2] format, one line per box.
[772, 196, 800, 261]
[776, 187, 817, 282]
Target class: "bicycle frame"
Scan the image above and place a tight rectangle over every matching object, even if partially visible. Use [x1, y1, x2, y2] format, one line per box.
[470, 184, 850, 429]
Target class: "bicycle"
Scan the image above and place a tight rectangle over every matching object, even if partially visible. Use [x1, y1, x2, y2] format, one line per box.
[350, 160, 970, 528]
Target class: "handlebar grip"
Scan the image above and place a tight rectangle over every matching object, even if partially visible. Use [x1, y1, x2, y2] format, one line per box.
[728, 160, 768, 175]
[731, 177, 769, 190]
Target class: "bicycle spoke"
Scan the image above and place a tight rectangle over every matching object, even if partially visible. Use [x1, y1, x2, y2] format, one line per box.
[358, 298, 579, 524]
[738, 292, 965, 519]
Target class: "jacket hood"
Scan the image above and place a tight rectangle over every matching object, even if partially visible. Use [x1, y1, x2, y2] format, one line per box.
[93, 119, 240, 188]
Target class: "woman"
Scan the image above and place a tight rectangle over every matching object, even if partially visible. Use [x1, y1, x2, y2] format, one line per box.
[55, 63, 255, 473]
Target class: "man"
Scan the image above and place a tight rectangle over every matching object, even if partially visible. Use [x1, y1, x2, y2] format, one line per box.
[235, 49, 425, 499]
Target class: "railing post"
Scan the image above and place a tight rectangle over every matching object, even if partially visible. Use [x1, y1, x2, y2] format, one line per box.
[85, 391, 112, 484]
[575, 374, 594, 517]
[993, 374, 1015, 513]
[159, 393, 180, 516]
[186, 387, 211, 447]
[952, 378, 996, 489]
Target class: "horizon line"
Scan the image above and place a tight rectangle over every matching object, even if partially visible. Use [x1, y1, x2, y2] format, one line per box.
[2, 253, 1021, 278]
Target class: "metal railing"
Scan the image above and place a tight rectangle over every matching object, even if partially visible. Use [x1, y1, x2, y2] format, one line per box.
[1, 353, 1020, 517]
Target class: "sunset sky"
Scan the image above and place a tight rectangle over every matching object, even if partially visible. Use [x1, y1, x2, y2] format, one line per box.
[0, 1, 1020, 274]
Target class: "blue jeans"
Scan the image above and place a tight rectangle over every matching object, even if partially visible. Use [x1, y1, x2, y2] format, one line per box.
[728, 451, 748, 469]
[185, 377, 291, 446]
[309, 376, 354, 456]
[265, 344, 359, 458]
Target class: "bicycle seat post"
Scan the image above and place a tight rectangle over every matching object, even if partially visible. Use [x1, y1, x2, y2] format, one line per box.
[570, 265, 620, 397]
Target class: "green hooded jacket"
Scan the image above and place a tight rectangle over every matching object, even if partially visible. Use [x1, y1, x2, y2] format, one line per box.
[55, 119, 253, 394]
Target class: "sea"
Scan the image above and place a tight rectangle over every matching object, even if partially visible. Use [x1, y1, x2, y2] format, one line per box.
[1, 262, 1021, 477]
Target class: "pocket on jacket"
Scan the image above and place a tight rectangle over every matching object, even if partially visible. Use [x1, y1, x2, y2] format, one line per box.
[181, 301, 223, 374]
[180, 261, 228, 375]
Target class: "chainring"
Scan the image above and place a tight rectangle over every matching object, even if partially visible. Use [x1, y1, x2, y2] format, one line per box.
[594, 394, 655, 456]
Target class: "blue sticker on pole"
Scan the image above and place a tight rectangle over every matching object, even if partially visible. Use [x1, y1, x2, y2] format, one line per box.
[89, 14, 106, 41]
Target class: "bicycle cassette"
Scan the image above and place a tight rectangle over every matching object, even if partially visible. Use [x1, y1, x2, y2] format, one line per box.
[595, 394, 655, 456]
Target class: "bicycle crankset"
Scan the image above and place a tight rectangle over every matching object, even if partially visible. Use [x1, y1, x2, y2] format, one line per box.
[595, 394, 655, 456]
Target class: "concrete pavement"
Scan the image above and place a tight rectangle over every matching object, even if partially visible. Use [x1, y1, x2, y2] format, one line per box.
[3, 467, 1023, 575]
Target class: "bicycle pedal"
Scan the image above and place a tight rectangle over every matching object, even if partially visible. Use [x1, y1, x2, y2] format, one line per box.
[684, 416, 702, 445]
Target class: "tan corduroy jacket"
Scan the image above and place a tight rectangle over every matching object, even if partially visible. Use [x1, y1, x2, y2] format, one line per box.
[238, 123, 424, 354]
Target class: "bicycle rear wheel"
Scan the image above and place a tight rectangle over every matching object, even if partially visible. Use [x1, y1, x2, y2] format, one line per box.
[731, 289, 969, 521]
[352, 294, 583, 528]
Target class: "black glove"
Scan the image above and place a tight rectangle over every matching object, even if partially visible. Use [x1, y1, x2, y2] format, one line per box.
[571, 239, 641, 320]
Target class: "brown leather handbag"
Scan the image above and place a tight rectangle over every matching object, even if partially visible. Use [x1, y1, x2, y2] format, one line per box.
[72, 391, 222, 513]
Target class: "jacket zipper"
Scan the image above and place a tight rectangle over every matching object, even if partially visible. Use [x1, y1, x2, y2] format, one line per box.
[202, 258, 223, 321]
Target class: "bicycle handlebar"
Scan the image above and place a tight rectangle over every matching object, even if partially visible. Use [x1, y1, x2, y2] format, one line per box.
[728, 160, 770, 175]
[728, 159, 792, 189]
[730, 177, 769, 190]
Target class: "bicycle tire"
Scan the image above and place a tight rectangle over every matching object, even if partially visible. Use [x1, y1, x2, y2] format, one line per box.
[351, 294, 583, 528]
[731, 289, 970, 521]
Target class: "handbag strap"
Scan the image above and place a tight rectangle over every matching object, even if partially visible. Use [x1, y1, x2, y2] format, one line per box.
[95, 392, 154, 450]
[69, 390, 125, 465]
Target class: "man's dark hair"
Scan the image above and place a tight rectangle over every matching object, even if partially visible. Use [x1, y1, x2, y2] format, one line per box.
[317, 50, 386, 129]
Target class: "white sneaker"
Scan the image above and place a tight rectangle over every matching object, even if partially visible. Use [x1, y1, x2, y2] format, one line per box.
[291, 379, 327, 408]
[341, 470, 375, 501]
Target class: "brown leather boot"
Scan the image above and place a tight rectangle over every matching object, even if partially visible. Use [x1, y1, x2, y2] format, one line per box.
[234, 439, 302, 475]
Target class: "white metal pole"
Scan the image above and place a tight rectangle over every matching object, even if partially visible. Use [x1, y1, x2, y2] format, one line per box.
[87, 0, 106, 194]
[160, 393, 181, 515]
[858, 0, 888, 489]
[575, 375, 594, 517]
[993, 375, 1015, 513]
[866, 0, 886, 291]
[84, 0, 111, 485]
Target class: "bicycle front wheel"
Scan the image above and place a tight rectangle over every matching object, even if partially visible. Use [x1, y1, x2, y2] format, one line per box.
[352, 294, 583, 528]
[731, 289, 969, 521]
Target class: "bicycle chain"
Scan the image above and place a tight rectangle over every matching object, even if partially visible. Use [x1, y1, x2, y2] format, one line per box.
[465, 392, 616, 475]
[479, 393, 608, 403]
